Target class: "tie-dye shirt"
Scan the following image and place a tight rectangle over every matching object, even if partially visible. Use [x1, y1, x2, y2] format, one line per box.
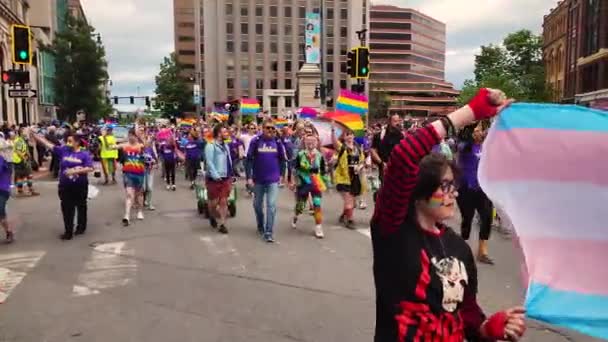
[122, 144, 145, 176]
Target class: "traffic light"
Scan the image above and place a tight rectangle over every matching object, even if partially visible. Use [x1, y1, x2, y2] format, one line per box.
[346, 49, 357, 78]
[356, 47, 370, 79]
[1, 70, 29, 85]
[113, 96, 118, 104]
[129, 96, 134, 104]
[145, 96, 151, 107]
[11, 25, 31, 65]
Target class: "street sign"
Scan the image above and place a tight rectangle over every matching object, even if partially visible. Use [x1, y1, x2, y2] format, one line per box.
[8, 88, 36, 98]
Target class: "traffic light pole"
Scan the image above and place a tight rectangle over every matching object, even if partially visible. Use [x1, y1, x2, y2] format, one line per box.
[356, 29, 368, 129]
[319, 0, 327, 111]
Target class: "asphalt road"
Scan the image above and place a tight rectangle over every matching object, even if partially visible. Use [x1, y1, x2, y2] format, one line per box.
[0, 173, 601, 342]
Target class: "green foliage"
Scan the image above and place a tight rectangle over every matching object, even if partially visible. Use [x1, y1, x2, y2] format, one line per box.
[154, 53, 192, 118]
[460, 29, 551, 105]
[51, 14, 110, 122]
[369, 86, 392, 120]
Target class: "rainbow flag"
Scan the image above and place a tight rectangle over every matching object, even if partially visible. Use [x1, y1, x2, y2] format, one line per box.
[178, 118, 196, 128]
[299, 107, 318, 119]
[209, 111, 229, 122]
[241, 98, 260, 115]
[479, 103, 608, 340]
[336, 90, 368, 116]
[322, 112, 365, 137]
[274, 118, 289, 128]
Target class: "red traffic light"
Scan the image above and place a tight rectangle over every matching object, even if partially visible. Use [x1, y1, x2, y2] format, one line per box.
[1, 71, 10, 83]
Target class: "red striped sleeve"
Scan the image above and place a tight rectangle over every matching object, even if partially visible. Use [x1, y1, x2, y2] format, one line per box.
[372, 125, 440, 235]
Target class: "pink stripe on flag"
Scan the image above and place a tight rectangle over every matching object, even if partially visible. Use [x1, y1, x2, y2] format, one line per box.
[484, 129, 608, 185]
[520, 236, 608, 296]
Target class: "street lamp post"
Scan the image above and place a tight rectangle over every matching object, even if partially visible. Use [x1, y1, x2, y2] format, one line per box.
[194, 0, 202, 119]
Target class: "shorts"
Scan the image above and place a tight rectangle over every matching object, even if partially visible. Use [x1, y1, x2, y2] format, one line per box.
[336, 181, 362, 196]
[296, 183, 322, 200]
[14, 161, 32, 180]
[0, 190, 9, 219]
[206, 178, 232, 200]
[123, 173, 145, 190]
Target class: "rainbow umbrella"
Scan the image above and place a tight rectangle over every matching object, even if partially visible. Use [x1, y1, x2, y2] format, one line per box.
[299, 107, 318, 119]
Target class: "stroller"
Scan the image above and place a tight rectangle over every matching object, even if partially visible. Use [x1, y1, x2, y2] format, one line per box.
[195, 177, 238, 218]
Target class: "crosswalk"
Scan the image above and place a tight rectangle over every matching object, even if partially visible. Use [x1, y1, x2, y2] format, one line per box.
[0, 251, 46, 303]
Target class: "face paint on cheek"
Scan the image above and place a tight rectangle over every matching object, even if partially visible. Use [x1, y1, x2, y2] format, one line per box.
[427, 193, 444, 209]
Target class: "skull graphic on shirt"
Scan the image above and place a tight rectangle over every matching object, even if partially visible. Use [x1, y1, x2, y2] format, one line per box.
[432, 256, 469, 312]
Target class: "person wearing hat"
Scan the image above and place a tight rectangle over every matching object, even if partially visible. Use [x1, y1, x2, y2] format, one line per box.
[99, 127, 118, 184]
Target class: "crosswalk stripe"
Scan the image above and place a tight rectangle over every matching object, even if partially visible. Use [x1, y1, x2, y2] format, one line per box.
[0, 251, 46, 303]
[72, 241, 137, 297]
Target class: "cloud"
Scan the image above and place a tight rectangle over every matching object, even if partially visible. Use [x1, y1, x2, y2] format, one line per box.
[371, 0, 556, 88]
[81, 0, 173, 97]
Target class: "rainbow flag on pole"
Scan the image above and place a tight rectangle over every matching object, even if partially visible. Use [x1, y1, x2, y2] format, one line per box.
[274, 118, 289, 128]
[322, 112, 365, 138]
[336, 90, 368, 116]
[479, 103, 608, 340]
[241, 98, 260, 115]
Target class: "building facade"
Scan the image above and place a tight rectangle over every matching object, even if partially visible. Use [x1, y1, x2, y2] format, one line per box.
[546, 0, 608, 109]
[174, 0, 368, 114]
[369, 5, 458, 116]
[542, 1, 568, 102]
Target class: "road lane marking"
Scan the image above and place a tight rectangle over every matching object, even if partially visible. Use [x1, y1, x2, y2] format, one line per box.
[72, 241, 137, 297]
[200, 235, 246, 272]
[0, 251, 46, 303]
[357, 228, 371, 238]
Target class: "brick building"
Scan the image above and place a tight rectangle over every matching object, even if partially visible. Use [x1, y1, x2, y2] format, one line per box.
[542, 1, 568, 102]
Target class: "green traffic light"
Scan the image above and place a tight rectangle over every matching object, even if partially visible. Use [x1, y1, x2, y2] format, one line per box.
[361, 67, 368, 74]
[19, 50, 27, 60]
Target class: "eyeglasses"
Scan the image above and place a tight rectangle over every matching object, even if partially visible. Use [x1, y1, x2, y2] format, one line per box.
[439, 180, 457, 194]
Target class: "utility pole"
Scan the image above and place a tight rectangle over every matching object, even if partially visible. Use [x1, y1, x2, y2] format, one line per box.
[356, 29, 368, 129]
[319, 0, 326, 110]
[194, 0, 202, 119]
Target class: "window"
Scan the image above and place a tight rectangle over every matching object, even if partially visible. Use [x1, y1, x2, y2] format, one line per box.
[299, 7, 306, 18]
[256, 24, 263, 34]
[241, 5, 248, 16]
[285, 43, 292, 54]
[327, 8, 334, 19]
[226, 41, 234, 52]
[256, 79, 264, 88]
[226, 4, 232, 15]
[340, 80, 347, 89]
[241, 23, 248, 34]
[241, 78, 249, 89]
[272, 62, 278, 71]
[327, 62, 334, 72]
[226, 23, 233, 34]
[182, 64, 195, 70]
[179, 50, 195, 55]
[271, 24, 277, 35]
[178, 36, 194, 42]
[285, 25, 292, 35]
[227, 79, 234, 89]
[271, 79, 278, 89]
[256, 42, 263, 53]
[286, 79, 292, 89]
[256, 6, 263, 16]
[285, 7, 292, 17]
[270, 6, 277, 16]
[178, 22, 195, 28]
[340, 27, 347, 37]
[285, 61, 292, 71]
[271, 42, 277, 53]
[341, 8, 347, 19]
[241, 41, 248, 52]
[285, 97, 292, 107]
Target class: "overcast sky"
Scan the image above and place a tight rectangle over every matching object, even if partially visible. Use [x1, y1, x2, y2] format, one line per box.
[81, 0, 557, 102]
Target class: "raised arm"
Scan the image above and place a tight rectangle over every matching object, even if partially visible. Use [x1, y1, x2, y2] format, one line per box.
[373, 88, 512, 236]
[31, 133, 55, 150]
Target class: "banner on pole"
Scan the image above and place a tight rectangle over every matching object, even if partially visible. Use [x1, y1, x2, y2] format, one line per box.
[305, 12, 320, 64]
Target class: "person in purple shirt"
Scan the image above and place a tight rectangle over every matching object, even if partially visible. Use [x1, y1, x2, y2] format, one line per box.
[143, 136, 158, 210]
[184, 130, 204, 189]
[457, 123, 494, 264]
[0, 151, 13, 243]
[34, 133, 94, 240]
[246, 120, 289, 243]
[161, 137, 178, 190]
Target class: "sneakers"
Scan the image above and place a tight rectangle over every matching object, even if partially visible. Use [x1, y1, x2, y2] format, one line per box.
[218, 225, 228, 234]
[136, 211, 144, 220]
[264, 235, 275, 243]
[166, 185, 171, 190]
[190, 183, 195, 190]
[145, 205, 156, 211]
[122, 217, 130, 227]
[28, 190, 40, 197]
[5, 231, 14, 243]
[291, 217, 298, 229]
[345, 220, 355, 230]
[358, 201, 367, 210]
[314, 225, 324, 239]
[339, 214, 346, 225]
[74, 228, 86, 236]
[171, 185, 177, 191]
[209, 217, 218, 229]
[59, 233, 73, 240]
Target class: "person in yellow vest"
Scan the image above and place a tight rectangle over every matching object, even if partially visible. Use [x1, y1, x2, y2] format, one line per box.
[13, 127, 38, 196]
[99, 127, 118, 184]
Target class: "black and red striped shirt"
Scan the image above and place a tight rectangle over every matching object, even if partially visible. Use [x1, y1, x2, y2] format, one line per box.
[371, 125, 489, 342]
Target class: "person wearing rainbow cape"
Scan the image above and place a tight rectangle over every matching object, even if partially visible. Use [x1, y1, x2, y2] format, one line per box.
[291, 134, 328, 238]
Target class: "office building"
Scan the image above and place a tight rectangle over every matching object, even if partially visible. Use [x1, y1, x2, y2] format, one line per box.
[174, 0, 369, 114]
[369, 5, 458, 116]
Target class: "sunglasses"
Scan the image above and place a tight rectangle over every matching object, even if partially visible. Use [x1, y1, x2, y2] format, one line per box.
[264, 126, 276, 131]
[439, 180, 457, 194]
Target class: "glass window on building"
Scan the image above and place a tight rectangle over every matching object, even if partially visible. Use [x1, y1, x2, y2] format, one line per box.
[226, 23, 233, 34]
[227, 78, 235, 89]
[226, 4, 233, 15]
[341, 8, 347, 19]
[256, 42, 263, 53]
[285, 61, 292, 71]
[285, 97, 292, 107]
[271, 79, 278, 89]
[285, 43, 292, 54]
[327, 62, 334, 72]
[285, 7, 292, 17]
[241, 23, 248, 34]
[226, 41, 234, 52]
[241, 41, 248, 52]
[327, 8, 334, 19]
[179, 50, 195, 55]
[271, 24, 278, 35]
[241, 78, 250, 89]
[241, 5, 248, 16]
[256, 24, 263, 34]
[340, 79, 347, 89]
[270, 6, 278, 16]
[256, 6, 263, 16]
[286, 79, 293, 89]
[256, 79, 264, 88]
[340, 27, 347, 37]
[272, 61, 278, 71]
[271, 42, 278, 53]
[178, 36, 194, 42]
[256, 60, 264, 71]
[299, 6, 306, 18]
[285, 25, 292, 35]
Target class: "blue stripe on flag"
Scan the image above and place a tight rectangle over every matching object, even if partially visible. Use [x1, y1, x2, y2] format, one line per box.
[336, 103, 366, 115]
[496, 103, 608, 132]
[526, 282, 608, 339]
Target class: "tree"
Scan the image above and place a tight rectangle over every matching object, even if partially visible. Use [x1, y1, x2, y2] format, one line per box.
[459, 29, 552, 105]
[51, 15, 110, 122]
[369, 86, 392, 120]
[154, 53, 192, 117]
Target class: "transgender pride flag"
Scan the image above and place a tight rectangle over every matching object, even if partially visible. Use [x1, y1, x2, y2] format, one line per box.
[479, 103, 608, 340]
